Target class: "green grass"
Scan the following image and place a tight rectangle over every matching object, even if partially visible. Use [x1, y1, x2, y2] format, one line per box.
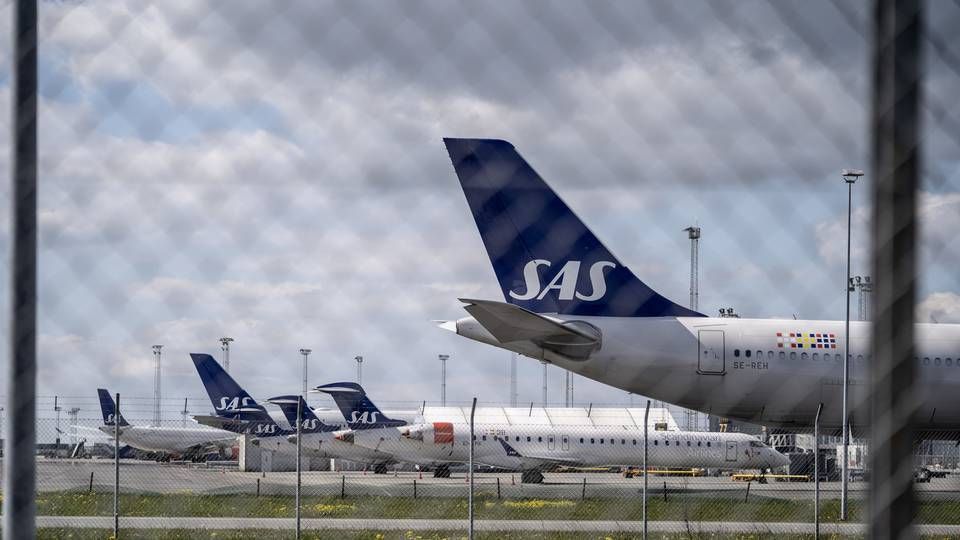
[28, 491, 960, 525]
[35, 530, 870, 540]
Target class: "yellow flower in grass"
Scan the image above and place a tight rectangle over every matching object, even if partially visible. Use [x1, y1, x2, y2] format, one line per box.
[503, 499, 575, 509]
[311, 502, 355, 515]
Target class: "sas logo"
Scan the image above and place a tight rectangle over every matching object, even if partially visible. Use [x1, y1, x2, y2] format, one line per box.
[253, 423, 279, 435]
[301, 419, 319, 431]
[216, 396, 256, 412]
[106, 414, 117, 424]
[350, 411, 381, 424]
[509, 260, 616, 302]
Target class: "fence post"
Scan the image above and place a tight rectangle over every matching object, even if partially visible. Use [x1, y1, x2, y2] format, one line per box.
[413, 479, 417, 499]
[497, 477, 501, 500]
[468, 397, 477, 540]
[869, 1, 922, 538]
[88, 471, 94, 493]
[341, 475, 345, 499]
[256, 478, 260, 497]
[643, 399, 650, 540]
[744, 481, 751, 503]
[4, 1, 39, 537]
[114, 393, 120, 538]
[814, 402, 823, 539]
[581, 477, 586, 500]
[295, 397, 302, 540]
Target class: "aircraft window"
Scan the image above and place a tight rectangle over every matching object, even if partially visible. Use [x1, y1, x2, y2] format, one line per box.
[757, 350, 762, 359]
[654, 440, 658, 446]
[947, 358, 953, 366]
[600, 439, 604, 444]
[923, 357, 930, 365]
[857, 354, 864, 364]
[779, 352, 786, 360]
[516, 436, 520, 442]
[750, 441, 763, 448]
[622, 439, 626, 445]
[482, 435, 487, 441]
[767, 351, 774, 360]
[538, 437, 542, 442]
[697, 441, 702, 446]
[745, 350, 751, 358]
[687, 441, 691, 447]
[562, 437, 567, 444]
[836, 354, 842, 363]
[734, 349, 740, 357]
[549, 437, 554, 443]
[527, 436, 531, 442]
[580, 438, 584, 444]
[935, 357, 942, 366]
[801, 352, 808, 361]
[633, 439, 637, 445]
[590, 438, 595, 444]
[665, 440, 670, 446]
[707, 442, 711, 447]
[472, 435, 477, 441]
[790, 352, 797, 361]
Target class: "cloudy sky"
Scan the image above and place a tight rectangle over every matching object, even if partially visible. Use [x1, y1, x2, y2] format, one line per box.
[1, 1, 958, 425]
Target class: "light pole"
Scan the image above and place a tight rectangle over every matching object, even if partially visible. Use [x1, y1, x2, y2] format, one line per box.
[219, 337, 234, 373]
[152, 345, 163, 427]
[840, 167, 863, 521]
[355, 355, 363, 386]
[439, 354, 449, 406]
[509, 353, 518, 407]
[299, 349, 312, 399]
[540, 361, 548, 407]
[54, 396, 61, 449]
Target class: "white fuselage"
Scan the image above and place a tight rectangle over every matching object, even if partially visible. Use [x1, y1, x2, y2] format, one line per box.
[346, 422, 788, 471]
[98, 425, 236, 455]
[452, 316, 960, 431]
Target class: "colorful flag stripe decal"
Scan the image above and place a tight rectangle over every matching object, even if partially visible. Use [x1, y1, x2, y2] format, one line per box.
[775, 332, 837, 349]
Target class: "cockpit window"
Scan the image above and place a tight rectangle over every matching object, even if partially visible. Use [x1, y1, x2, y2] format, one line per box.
[749, 441, 764, 448]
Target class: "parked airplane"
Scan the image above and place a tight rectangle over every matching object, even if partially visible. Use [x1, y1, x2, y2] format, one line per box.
[440, 138, 960, 432]
[96, 388, 236, 458]
[317, 382, 786, 481]
[189, 353, 409, 471]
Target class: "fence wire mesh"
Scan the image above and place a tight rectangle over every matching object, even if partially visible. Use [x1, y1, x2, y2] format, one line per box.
[2, 0, 959, 538]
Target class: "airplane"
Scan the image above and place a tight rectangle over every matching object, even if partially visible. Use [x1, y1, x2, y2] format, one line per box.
[189, 353, 410, 471]
[317, 382, 786, 482]
[439, 138, 960, 432]
[96, 388, 237, 459]
[268, 393, 409, 473]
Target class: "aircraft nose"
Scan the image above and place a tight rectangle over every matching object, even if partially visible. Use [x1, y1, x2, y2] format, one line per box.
[773, 451, 790, 468]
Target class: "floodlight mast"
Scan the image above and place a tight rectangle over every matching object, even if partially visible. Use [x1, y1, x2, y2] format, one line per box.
[840, 168, 863, 521]
[219, 337, 234, 373]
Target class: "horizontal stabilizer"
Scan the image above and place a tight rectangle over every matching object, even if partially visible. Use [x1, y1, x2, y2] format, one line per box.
[460, 298, 601, 358]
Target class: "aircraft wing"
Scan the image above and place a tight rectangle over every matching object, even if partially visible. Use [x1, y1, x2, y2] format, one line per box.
[459, 298, 601, 358]
[192, 414, 248, 431]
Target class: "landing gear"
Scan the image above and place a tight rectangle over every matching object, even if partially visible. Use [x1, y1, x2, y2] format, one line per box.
[374, 463, 388, 475]
[521, 469, 544, 484]
[434, 464, 451, 478]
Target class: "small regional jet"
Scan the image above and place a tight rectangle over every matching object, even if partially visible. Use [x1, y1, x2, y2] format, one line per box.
[317, 382, 787, 482]
[439, 138, 960, 432]
[96, 388, 236, 459]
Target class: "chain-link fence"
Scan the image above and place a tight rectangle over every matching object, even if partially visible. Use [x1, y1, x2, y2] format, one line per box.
[4, 0, 959, 537]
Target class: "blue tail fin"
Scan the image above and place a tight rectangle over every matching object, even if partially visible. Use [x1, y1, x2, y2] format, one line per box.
[268, 395, 335, 434]
[97, 388, 129, 427]
[314, 382, 406, 430]
[444, 138, 703, 318]
[190, 353, 270, 420]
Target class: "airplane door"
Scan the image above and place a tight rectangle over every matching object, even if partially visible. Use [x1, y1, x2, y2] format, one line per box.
[725, 441, 737, 463]
[548, 435, 555, 451]
[561, 435, 569, 452]
[698, 330, 726, 374]
[261, 449, 273, 473]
